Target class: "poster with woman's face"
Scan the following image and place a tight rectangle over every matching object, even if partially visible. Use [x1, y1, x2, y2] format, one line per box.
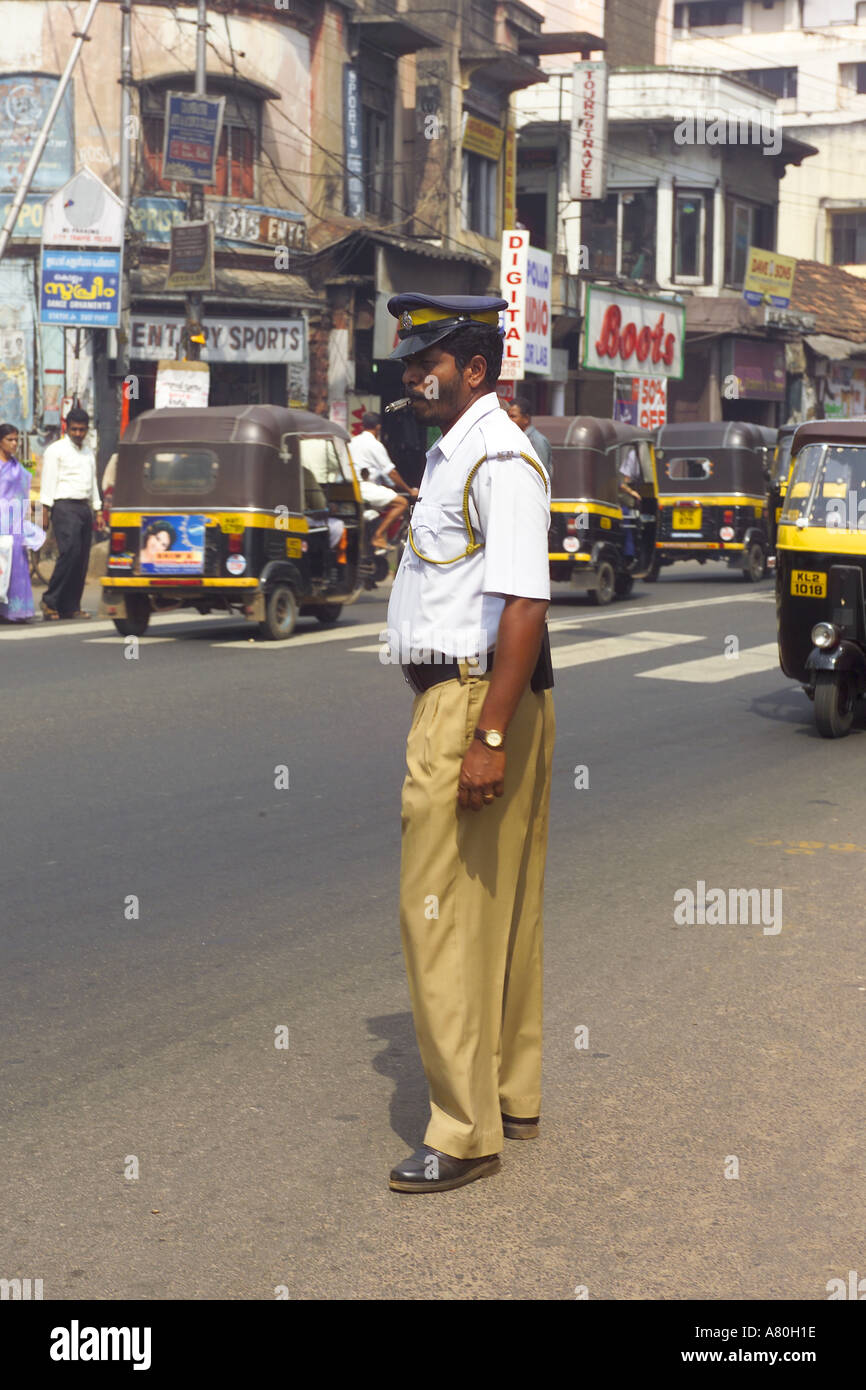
[139, 514, 205, 575]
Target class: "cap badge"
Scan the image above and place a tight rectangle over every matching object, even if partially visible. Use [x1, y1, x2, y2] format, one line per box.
[400, 311, 413, 331]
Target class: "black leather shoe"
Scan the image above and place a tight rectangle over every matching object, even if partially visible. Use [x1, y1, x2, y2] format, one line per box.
[501, 1113, 539, 1139]
[389, 1145, 500, 1193]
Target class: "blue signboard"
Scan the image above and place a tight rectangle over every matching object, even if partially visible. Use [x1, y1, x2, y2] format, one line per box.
[343, 66, 365, 219]
[131, 197, 305, 248]
[162, 93, 225, 184]
[40, 249, 121, 327]
[0, 75, 74, 192]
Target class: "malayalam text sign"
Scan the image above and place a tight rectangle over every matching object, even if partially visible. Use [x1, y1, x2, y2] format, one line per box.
[40, 249, 121, 327]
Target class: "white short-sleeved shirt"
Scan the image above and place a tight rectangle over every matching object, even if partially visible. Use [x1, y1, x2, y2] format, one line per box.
[39, 435, 101, 509]
[386, 392, 550, 662]
[348, 430, 396, 486]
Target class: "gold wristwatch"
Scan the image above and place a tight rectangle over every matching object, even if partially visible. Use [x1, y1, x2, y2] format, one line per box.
[474, 727, 505, 750]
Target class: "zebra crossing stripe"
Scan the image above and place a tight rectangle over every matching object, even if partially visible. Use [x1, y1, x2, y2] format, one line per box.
[552, 630, 703, 670]
[635, 642, 780, 683]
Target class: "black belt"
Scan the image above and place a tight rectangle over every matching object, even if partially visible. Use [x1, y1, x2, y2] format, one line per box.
[403, 629, 553, 696]
[403, 650, 495, 695]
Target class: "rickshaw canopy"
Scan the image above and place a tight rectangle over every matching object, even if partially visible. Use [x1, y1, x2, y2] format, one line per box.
[654, 420, 775, 495]
[114, 405, 353, 513]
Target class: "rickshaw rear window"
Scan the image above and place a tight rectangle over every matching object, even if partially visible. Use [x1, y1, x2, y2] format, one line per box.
[665, 457, 714, 480]
[299, 437, 350, 485]
[782, 444, 866, 528]
[144, 449, 218, 494]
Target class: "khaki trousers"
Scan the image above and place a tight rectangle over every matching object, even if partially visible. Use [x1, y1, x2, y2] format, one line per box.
[399, 670, 555, 1158]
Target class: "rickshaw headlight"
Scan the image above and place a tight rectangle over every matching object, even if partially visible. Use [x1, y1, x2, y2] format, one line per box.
[811, 622, 838, 650]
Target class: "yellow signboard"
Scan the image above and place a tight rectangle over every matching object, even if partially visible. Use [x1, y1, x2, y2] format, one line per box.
[462, 114, 504, 161]
[503, 116, 516, 229]
[743, 247, 797, 307]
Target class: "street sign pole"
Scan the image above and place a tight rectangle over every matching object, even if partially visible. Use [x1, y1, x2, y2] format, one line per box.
[185, 0, 208, 362]
[118, 0, 133, 437]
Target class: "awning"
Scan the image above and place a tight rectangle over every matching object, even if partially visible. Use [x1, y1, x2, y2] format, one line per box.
[354, 15, 442, 55]
[131, 264, 324, 310]
[804, 334, 866, 361]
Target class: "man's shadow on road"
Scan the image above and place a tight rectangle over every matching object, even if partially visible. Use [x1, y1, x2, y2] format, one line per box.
[367, 1011, 429, 1146]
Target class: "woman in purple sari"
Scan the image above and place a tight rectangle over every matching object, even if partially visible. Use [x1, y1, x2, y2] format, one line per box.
[0, 422, 38, 622]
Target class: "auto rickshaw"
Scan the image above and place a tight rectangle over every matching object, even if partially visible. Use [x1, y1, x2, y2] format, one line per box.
[767, 423, 796, 557]
[776, 419, 866, 737]
[653, 421, 776, 580]
[533, 415, 659, 604]
[100, 405, 364, 639]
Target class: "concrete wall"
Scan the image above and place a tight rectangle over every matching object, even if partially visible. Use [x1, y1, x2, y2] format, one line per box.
[671, 0, 866, 265]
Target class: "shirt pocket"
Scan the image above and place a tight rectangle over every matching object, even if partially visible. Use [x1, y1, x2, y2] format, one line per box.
[407, 501, 444, 562]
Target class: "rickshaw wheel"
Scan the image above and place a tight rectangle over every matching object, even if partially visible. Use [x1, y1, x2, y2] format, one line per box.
[814, 672, 855, 739]
[316, 604, 343, 625]
[259, 585, 298, 641]
[590, 561, 615, 606]
[743, 542, 766, 582]
[113, 594, 150, 638]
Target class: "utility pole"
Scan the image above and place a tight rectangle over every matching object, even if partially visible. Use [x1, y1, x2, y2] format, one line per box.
[184, 0, 208, 361]
[0, 0, 102, 260]
[117, 0, 133, 438]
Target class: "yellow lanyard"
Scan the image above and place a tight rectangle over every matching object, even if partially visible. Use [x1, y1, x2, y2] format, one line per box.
[407, 452, 549, 565]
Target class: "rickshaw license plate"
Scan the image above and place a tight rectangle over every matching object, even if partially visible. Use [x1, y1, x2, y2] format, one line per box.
[673, 507, 701, 530]
[791, 570, 826, 598]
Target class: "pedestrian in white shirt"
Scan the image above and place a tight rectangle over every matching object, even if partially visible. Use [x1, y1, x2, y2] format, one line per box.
[349, 412, 418, 551]
[39, 407, 103, 620]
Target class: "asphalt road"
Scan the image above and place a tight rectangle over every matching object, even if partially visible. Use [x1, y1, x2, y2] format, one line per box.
[1, 564, 864, 1301]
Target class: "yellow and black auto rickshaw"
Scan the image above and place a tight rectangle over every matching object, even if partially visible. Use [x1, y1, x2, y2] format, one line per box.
[653, 421, 776, 580]
[533, 415, 658, 604]
[767, 423, 796, 558]
[777, 419, 866, 737]
[100, 405, 364, 639]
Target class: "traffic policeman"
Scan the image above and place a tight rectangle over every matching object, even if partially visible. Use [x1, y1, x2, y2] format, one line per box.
[384, 293, 556, 1194]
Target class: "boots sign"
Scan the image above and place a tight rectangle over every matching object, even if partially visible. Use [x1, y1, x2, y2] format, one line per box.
[500, 230, 552, 379]
[583, 284, 685, 380]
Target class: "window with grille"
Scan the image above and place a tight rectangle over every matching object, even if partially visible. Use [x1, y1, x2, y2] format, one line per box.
[462, 150, 498, 239]
[675, 1, 744, 27]
[724, 199, 775, 286]
[731, 67, 798, 98]
[831, 211, 866, 264]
